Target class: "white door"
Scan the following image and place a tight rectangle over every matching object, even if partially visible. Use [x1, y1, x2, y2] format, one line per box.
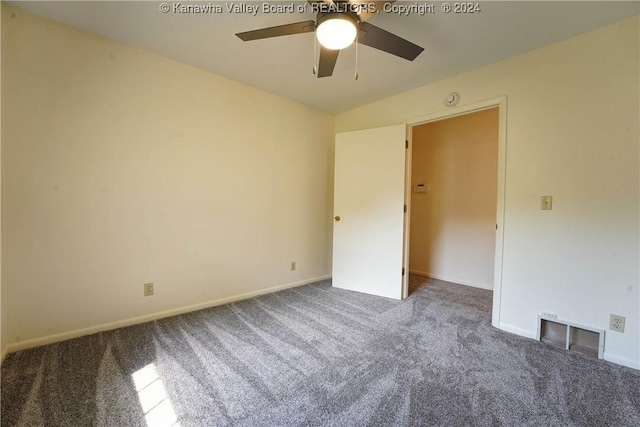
[332, 125, 406, 300]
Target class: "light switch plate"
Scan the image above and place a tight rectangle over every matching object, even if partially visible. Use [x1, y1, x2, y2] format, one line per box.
[541, 195, 553, 210]
[144, 282, 154, 297]
[413, 184, 427, 193]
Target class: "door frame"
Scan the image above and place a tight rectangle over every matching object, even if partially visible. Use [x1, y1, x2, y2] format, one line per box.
[403, 96, 507, 329]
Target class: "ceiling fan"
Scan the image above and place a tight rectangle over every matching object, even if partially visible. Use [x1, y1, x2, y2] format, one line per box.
[235, 0, 424, 78]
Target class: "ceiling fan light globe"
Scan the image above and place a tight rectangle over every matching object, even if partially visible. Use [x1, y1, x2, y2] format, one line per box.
[316, 16, 357, 50]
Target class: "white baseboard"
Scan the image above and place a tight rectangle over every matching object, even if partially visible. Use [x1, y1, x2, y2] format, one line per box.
[1, 347, 8, 365]
[603, 353, 640, 370]
[409, 270, 493, 291]
[5, 274, 332, 356]
[497, 322, 537, 339]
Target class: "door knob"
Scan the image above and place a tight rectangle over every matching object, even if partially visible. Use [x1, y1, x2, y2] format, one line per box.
[334, 216, 341, 221]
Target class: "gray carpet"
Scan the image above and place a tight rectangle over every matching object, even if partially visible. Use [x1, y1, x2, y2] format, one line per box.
[2, 275, 639, 426]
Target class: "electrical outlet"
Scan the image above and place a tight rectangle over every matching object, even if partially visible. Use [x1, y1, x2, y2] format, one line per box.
[144, 282, 154, 297]
[609, 314, 625, 332]
[290, 261, 296, 271]
[541, 195, 553, 210]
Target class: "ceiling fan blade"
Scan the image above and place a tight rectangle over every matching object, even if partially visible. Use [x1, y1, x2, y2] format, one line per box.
[318, 46, 340, 78]
[236, 21, 315, 41]
[357, 21, 424, 61]
[349, 1, 395, 22]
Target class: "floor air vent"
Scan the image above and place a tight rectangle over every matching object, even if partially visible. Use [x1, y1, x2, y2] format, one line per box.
[537, 315, 605, 358]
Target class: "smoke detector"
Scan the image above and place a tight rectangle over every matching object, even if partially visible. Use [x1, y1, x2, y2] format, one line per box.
[444, 92, 460, 107]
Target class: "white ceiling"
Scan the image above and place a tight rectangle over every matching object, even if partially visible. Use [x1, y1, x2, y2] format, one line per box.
[9, 1, 640, 113]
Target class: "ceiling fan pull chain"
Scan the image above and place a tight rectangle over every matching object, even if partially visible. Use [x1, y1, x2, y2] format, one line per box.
[355, 27, 359, 80]
[313, 33, 317, 75]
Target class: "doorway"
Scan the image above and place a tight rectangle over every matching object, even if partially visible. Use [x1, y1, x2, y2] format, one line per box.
[332, 97, 507, 326]
[407, 108, 500, 296]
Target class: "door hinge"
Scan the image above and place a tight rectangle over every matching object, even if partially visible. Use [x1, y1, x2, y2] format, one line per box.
[402, 267, 405, 276]
[496, 223, 498, 230]
[405, 140, 408, 149]
[404, 204, 407, 213]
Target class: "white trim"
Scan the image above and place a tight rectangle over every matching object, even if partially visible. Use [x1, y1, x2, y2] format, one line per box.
[409, 270, 493, 291]
[493, 98, 508, 329]
[1, 348, 8, 364]
[402, 126, 412, 300]
[603, 353, 640, 370]
[4, 275, 331, 355]
[406, 97, 506, 128]
[405, 96, 507, 329]
[497, 322, 537, 339]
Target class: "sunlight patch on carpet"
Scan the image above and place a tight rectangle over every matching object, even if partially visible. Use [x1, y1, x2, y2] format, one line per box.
[132, 363, 181, 427]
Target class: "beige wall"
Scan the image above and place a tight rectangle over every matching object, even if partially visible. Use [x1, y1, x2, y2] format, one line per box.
[337, 17, 640, 369]
[2, 5, 638, 371]
[410, 108, 498, 289]
[1, 5, 334, 351]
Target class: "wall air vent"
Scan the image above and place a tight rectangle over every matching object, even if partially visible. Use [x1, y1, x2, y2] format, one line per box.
[537, 315, 605, 359]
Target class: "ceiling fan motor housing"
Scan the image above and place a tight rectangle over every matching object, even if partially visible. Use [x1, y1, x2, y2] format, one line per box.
[316, 11, 360, 27]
